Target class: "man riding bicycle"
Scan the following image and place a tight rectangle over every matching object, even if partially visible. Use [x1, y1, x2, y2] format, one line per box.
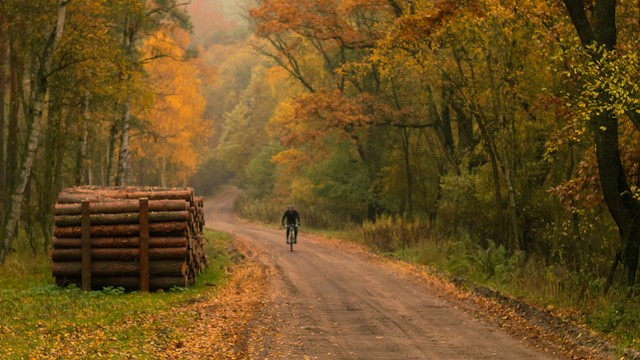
[281, 205, 301, 242]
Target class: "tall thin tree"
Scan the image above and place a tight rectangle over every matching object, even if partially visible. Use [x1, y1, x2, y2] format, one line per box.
[0, 0, 70, 264]
[561, 0, 640, 287]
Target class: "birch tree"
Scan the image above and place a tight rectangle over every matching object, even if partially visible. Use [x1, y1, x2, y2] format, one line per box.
[0, 0, 70, 264]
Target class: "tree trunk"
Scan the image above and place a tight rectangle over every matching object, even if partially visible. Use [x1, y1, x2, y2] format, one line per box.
[428, 85, 458, 171]
[476, 113, 506, 246]
[81, 93, 91, 185]
[437, 84, 456, 163]
[6, 39, 20, 196]
[116, 101, 131, 185]
[450, 48, 475, 164]
[106, 119, 119, 185]
[501, 141, 521, 251]
[595, 112, 640, 286]
[37, 100, 64, 257]
[400, 128, 414, 218]
[160, 156, 167, 187]
[116, 14, 138, 187]
[0, 8, 6, 199]
[562, 0, 640, 286]
[0, 1, 69, 264]
[454, 105, 474, 160]
[485, 46, 521, 251]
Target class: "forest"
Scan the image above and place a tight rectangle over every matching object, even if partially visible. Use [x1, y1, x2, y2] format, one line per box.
[0, 0, 212, 262]
[1, 0, 640, 348]
[214, 0, 640, 297]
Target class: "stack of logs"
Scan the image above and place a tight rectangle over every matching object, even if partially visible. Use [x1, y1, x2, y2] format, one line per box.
[51, 186, 206, 291]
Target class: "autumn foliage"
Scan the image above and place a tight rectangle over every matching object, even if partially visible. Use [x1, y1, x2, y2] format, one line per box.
[137, 30, 213, 185]
[0, 0, 215, 263]
[224, 0, 640, 292]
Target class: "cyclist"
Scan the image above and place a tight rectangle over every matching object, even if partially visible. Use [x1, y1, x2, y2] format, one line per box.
[281, 205, 301, 243]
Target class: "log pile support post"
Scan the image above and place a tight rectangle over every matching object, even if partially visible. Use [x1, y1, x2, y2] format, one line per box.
[139, 198, 150, 292]
[81, 201, 91, 291]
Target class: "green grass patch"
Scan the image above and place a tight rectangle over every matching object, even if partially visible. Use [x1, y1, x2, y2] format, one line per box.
[0, 229, 234, 359]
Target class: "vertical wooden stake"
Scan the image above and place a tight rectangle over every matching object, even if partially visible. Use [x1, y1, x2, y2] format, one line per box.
[81, 200, 91, 291]
[139, 197, 150, 292]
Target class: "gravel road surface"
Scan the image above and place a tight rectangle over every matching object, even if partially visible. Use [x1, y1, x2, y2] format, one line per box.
[204, 189, 560, 360]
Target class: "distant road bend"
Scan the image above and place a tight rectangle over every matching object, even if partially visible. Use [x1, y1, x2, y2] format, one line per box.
[204, 189, 560, 359]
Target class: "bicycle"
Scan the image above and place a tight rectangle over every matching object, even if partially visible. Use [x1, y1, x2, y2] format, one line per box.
[284, 224, 298, 252]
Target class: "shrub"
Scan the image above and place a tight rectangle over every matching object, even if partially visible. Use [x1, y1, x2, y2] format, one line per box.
[362, 215, 432, 252]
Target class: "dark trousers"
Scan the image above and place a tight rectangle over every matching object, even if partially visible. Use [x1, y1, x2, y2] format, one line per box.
[286, 225, 298, 239]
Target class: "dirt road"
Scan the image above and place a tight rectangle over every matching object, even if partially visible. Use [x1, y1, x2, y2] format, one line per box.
[204, 189, 561, 359]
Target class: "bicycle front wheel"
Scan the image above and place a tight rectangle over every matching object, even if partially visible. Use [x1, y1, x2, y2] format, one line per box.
[289, 231, 294, 252]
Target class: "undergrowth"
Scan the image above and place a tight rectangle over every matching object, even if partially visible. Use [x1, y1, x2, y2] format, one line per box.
[0, 229, 234, 359]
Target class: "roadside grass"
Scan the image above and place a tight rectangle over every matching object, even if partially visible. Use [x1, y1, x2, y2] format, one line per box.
[301, 225, 363, 243]
[0, 229, 234, 359]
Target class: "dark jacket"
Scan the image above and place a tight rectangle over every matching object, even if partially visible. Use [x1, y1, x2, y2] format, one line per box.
[282, 209, 300, 225]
